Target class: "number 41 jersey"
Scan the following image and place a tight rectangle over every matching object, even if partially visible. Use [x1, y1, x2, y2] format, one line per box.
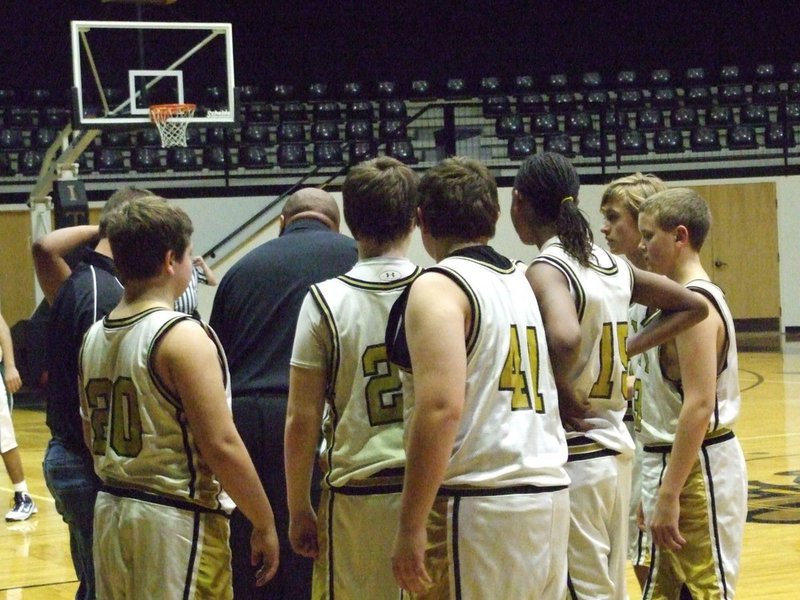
[79, 307, 231, 512]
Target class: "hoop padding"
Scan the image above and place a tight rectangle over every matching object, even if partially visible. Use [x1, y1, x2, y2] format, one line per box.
[149, 103, 196, 147]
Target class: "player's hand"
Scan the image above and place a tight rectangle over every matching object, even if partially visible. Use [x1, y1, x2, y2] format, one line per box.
[250, 523, 280, 586]
[650, 491, 686, 550]
[392, 525, 433, 594]
[289, 509, 319, 558]
[3, 365, 21, 394]
[636, 500, 646, 533]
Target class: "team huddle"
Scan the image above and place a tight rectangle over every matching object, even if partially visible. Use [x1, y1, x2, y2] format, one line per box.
[39, 152, 746, 600]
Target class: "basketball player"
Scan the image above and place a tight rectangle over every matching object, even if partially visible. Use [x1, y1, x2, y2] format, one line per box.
[637, 188, 747, 599]
[510, 153, 707, 599]
[78, 197, 279, 599]
[600, 173, 667, 590]
[285, 157, 420, 599]
[389, 157, 571, 599]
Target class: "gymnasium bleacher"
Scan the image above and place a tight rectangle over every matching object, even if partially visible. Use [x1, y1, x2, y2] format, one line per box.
[1, 62, 799, 183]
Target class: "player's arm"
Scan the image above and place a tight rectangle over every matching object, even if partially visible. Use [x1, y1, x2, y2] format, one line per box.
[392, 273, 468, 594]
[649, 295, 718, 551]
[155, 320, 279, 584]
[193, 256, 219, 286]
[32, 225, 99, 305]
[0, 312, 21, 393]
[627, 267, 708, 356]
[525, 262, 587, 425]
[285, 364, 327, 558]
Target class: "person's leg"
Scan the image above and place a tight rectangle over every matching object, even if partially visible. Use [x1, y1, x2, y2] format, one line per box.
[43, 439, 101, 600]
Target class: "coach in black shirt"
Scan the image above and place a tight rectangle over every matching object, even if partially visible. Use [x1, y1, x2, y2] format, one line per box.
[210, 187, 357, 600]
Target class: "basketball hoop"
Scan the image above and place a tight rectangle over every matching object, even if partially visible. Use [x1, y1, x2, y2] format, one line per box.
[149, 103, 196, 147]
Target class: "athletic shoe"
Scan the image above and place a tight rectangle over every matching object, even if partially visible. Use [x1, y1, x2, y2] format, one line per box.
[5, 492, 37, 522]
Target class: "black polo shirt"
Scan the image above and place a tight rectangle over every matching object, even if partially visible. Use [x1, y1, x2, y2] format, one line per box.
[45, 250, 122, 451]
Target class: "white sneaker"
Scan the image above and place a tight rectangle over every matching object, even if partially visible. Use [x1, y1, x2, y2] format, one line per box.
[5, 492, 37, 522]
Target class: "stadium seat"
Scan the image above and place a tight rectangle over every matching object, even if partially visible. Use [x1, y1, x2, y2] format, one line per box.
[685, 67, 706, 84]
[28, 88, 52, 106]
[279, 101, 307, 122]
[707, 106, 734, 127]
[649, 69, 672, 87]
[671, 107, 699, 130]
[549, 74, 568, 90]
[616, 70, 638, 87]
[312, 102, 341, 122]
[203, 146, 231, 169]
[789, 84, 800, 102]
[205, 126, 228, 145]
[765, 123, 796, 148]
[601, 111, 626, 132]
[544, 133, 574, 157]
[409, 79, 434, 100]
[348, 140, 377, 165]
[276, 143, 309, 168]
[617, 89, 645, 109]
[685, 85, 712, 107]
[101, 130, 132, 147]
[0, 153, 13, 176]
[167, 147, 199, 171]
[690, 127, 721, 151]
[277, 121, 306, 143]
[507, 135, 536, 160]
[0, 89, 17, 106]
[313, 142, 345, 166]
[585, 90, 610, 110]
[718, 84, 746, 105]
[379, 100, 407, 121]
[345, 120, 374, 141]
[755, 64, 776, 81]
[238, 144, 272, 169]
[581, 72, 603, 90]
[6, 108, 36, 128]
[651, 87, 678, 108]
[740, 104, 769, 125]
[239, 85, 261, 103]
[482, 95, 511, 117]
[479, 77, 502, 95]
[130, 146, 164, 172]
[727, 125, 758, 150]
[32, 127, 58, 149]
[720, 65, 741, 82]
[653, 129, 684, 153]
[41, 106, 70, 127]
[531, 113, 559, 135]
[341, 81, 364, 99]
[517, 94, 547, 115]
[307, 82, 329, 101]
[753, 82, 780, 104]
[346, 101, 374, 121]
[242, 123, 272, 145]
[18, 150, 44, 176]
[94, 148, 127, 173]
[513, 75, 535, 95]
[565, 112, 593, 134]
[790, 62, 800, 81]
[386, 140, 418, 164]
[444, 78, 469, 99]
[636, 109, 663, 131]
[378, 120, 407, 141]
[580, 132, 610, 157]
[245, 103, 272, 124]
[617, 130, 648, 155]
[375, 81, 400, 99]
[137, 128, 162, 147]
[271, 83, 295, 101]
[310, 121, 340, 142]
[496, 114, 525, 139]
[781, 103, 800, 123]
[550, 92, 575, 113]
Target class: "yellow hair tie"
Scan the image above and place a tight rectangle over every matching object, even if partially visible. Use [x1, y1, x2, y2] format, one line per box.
[561, 196, 574, 204]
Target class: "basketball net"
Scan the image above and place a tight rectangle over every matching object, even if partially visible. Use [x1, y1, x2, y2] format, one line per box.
[149, 103, 196, 147]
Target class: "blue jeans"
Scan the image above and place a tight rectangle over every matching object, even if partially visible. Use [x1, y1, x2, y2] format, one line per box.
[43, 438, 101, 600]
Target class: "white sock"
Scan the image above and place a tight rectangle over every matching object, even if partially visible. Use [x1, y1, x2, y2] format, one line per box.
[12, 481, 28, 494]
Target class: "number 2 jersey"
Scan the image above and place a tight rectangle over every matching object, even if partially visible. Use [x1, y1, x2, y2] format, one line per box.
[396, 246, 569, 489]
[79, 307, 233, 512]
[291, 258, 422, 487]
[533, 237, 635, 457]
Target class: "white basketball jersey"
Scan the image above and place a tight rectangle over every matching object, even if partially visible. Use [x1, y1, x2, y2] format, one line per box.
[638, 279, 741, 445]
[291, 258, 421, 487]
[402, 251, 569, 489]
[628, 302, 648, 432]
[79, 308, 232, 511]
[533, 238, 635, 455]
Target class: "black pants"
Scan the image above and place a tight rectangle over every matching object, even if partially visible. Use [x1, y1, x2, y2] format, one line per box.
[230, 394, 319, 600]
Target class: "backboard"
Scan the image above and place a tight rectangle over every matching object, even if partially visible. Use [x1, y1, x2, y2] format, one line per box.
[70, 20, 236, 128]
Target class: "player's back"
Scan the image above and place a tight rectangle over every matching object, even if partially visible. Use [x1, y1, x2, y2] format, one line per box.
[403, 247, 568, 489]
[80, 308, 229, 511]
[306, 258, 421, 486]
[535, 239, 635, 455]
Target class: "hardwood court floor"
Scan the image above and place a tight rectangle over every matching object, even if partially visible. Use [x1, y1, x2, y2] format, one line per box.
[2, 343, 799, 599]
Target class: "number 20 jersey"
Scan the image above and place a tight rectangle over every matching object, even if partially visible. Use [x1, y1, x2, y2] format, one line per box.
[79, 308, 231, 511]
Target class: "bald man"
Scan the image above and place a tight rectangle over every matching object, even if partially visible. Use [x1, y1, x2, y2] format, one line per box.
[210, 188, 357, 600]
